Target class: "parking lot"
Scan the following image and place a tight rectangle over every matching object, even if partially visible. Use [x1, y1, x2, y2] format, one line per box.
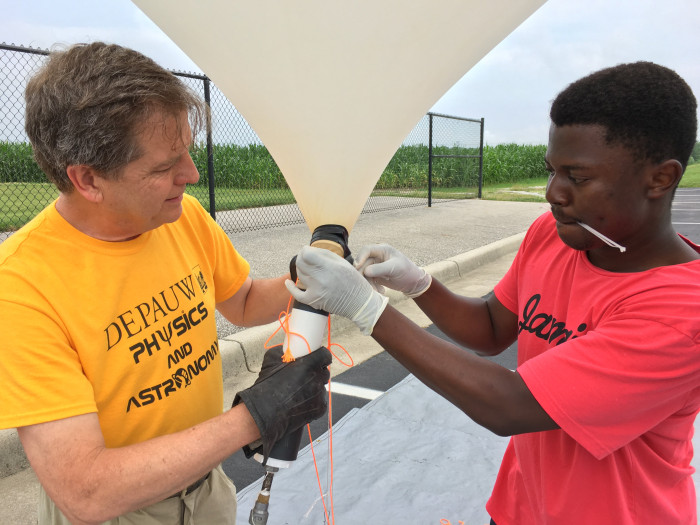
[673, 187, 700, 242]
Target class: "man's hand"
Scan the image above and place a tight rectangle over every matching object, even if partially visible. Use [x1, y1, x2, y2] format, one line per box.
[285, 246, 388, 335]
[354, 244, 432, 297]
[233, 345, 332, 463]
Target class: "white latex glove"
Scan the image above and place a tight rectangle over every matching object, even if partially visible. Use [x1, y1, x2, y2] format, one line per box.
[285, 246, 388, 336]
[354, 244, 432, 298]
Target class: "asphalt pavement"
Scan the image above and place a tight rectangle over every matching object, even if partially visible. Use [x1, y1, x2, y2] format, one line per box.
[673, 187, 700, 241]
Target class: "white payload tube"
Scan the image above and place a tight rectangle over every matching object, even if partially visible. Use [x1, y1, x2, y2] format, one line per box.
[254, 304, 328, 470]
[282, 306, 328, 360]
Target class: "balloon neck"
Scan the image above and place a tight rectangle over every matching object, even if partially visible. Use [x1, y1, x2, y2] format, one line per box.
[310, 224, 351, 260]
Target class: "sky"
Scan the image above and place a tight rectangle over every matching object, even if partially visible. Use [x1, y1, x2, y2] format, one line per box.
[1, 0, 699, 146]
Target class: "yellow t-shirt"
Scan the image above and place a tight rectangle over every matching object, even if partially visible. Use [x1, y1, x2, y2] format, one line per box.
[0, 195, 250, 447]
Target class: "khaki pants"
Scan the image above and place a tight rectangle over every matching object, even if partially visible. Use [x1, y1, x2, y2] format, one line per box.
[38, 465, 237, 525]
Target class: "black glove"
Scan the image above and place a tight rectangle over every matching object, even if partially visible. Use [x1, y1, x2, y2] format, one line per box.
[233, 344, 332, 464]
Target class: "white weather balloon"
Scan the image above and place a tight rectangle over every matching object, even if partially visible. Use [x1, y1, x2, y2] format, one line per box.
[132, 0, 546, 233]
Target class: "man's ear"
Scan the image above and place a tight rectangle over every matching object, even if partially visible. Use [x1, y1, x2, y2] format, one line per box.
[647, 159, 683, 199]
[65, 165, 104, 203]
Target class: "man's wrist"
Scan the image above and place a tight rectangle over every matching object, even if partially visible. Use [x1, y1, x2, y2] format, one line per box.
[404, 272, 432, 298]
[351, 290, 389, 335]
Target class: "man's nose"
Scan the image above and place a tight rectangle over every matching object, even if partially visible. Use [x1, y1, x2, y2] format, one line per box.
[176, 154, 200, 185]
[545, 172, 567, 206]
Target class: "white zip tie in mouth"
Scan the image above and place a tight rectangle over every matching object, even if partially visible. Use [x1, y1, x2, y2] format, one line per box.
[576, 222, 626, 253]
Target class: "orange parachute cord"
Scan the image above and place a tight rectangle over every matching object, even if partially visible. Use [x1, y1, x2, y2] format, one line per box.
[264, 293, 354, 525]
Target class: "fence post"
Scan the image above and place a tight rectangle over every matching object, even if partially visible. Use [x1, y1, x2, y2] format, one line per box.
[203, 77, 216, 220]
[478, 117, 485, 199]
[428, 113, 433, 207]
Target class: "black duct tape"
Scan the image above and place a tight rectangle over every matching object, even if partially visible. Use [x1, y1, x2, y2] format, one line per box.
[311, 224, 351, 259]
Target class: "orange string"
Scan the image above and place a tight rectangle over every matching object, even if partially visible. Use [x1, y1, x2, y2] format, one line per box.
[326, 316, 338, 524]
[263, 294, 294, 351]
[307, 422, 332, 524]
[266, 295, 354, 524]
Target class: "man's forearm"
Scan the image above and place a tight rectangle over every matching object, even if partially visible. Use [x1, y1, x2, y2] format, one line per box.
[370, 305, 557, 437]
[19, 404, 260, 524]
[241, 275, 292, 326]
[413, 278, 512, 354]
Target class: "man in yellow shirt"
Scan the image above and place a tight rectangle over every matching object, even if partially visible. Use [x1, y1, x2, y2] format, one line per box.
[0, 42, 331, 524]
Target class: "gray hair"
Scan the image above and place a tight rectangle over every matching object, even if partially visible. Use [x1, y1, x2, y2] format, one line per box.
[25, 42, 209, 192]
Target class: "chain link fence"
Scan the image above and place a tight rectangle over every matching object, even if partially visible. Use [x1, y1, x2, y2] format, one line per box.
[0, 43, 483, 234]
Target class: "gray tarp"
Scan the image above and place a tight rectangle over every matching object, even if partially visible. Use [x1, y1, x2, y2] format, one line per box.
[237, 375, 508, 524]
[237, 374, 700, 524]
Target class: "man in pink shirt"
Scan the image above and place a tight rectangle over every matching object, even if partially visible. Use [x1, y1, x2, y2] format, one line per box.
[287, 62, 700, 524]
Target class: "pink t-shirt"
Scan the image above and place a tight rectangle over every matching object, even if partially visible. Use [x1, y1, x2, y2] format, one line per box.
[487, 212, 700, 525]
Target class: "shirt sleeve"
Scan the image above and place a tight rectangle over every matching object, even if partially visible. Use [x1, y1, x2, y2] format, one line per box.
[181, 196, 251, 304]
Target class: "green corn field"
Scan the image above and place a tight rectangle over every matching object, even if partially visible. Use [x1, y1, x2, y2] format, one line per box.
[1, 141, 549, 191]
[1, 140, 697, 231]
